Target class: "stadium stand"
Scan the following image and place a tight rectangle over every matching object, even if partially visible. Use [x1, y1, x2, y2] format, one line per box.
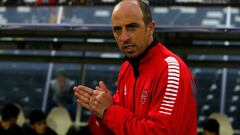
[196, 68, 222, 127]
[47, 106, 73, 135]
[209, 112, 234, 135]
[225, 69, 240, 131]
[15, 104, 26, 127]
[0, 0, 240, 134]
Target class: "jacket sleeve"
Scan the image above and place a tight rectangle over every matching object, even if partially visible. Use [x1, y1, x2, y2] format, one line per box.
[101, 57, 197, 135]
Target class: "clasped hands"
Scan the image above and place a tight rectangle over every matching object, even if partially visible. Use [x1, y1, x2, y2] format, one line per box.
[74, 81, 113, 119]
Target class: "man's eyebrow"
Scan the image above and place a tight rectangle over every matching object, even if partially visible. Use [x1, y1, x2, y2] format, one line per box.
[113, 25, 121, 28]
[112, 25, 121, 30]
[126, 23, 139, 27]
[112, 23, 139, 30]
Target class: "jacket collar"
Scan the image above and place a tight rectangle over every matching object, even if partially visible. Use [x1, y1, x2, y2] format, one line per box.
[125, 39, 158, 63]
[125, 39, 159, 78]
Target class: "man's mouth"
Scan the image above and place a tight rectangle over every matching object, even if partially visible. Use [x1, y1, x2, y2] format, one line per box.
[123, 44, 135, 52]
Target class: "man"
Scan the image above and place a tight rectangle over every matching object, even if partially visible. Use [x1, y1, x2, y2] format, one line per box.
[50, 69, 75, 107]
[0, 103, 24, 135]
[24, 110, 57, 135]
[74, 0, 197, 134]
[48, 68, 76, 120]
[202, 119, 219, 135]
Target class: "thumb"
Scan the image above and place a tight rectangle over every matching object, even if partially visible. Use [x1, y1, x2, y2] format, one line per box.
[98, 81, 110, 94]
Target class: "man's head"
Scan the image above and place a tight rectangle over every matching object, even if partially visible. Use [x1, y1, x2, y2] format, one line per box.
[112, 0, 155, 59]
[1, 103, 20, 125]
[203, 119, 219, 135]
[29, 110, 47, 135]
[55, 68, 67, 87]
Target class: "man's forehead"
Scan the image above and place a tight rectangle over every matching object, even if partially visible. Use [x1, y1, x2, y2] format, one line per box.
[113, 0, 139, 12]
[112, 2, 143, 19]
[112, 15, 144, 26]
[118, 0, 149, 5]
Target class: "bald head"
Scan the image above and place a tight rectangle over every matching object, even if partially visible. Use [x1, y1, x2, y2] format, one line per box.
[112, 0, 152, 26]
[111, 0, 155, 59]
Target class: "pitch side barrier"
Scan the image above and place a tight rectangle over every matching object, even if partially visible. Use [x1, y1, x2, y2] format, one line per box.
[0, 24, 240, 67]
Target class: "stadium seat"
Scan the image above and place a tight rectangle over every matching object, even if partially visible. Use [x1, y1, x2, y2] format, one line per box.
[209, 112, 234, 135]
[15, 104, 26, 127]
[47, 106, 73, 135]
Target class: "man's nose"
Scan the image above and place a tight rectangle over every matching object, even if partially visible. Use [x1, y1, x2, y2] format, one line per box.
[121, 29, 130, 42]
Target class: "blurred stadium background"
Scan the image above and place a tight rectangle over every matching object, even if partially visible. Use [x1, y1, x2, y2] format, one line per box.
[0, 0, 240, 134]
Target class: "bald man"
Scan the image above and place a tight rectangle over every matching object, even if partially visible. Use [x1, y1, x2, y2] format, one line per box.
[74, 0, 197, 135]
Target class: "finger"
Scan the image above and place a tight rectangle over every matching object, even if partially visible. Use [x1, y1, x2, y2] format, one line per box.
[94, 88, 105, 95]
[73, 86, 78, 91]
[89, 99, 102, 113]
[89, 96, 99, 105]
[74, 85, 93, 98]
[77, 85, 94, 94]
[98, 81, 109, 92]
[74, 89, 91, 104]
[74, 85, 83, 92]
[77, 99, 91, 111]
[78, 94, 90, 103]
[94, 92, 109, 103]
[79, 90, 92, 100]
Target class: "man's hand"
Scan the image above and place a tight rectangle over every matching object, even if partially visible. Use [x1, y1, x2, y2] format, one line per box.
[90, 81, 113, 119]
[74, 85, 94, 111]
[74, 81, 113, 119]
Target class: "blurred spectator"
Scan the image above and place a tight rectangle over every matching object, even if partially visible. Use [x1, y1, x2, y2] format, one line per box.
[48, 0, 58, 4]
[47, 68, 76, 120]
[202, 118, 219, 135]
[79, 0, 87, 5]
[36, 0, 58, 5]
[24, 110, 57, 135]
[66, 0, 93, 5]
[4, 0, 23, 5]
[0, 103, 24, 135]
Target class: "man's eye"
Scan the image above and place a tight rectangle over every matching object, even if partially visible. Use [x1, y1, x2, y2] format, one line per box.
[113, 27, 121, 33]
[127, 24, 137, 31]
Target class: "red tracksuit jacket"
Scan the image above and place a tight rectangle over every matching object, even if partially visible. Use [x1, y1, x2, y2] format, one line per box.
[88, 40, 197, 135]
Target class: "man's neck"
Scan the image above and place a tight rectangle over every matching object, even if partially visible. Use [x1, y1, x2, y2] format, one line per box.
[127, 38, 157, 63]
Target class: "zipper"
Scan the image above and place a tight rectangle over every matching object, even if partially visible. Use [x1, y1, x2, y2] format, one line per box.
[133, 77, 138, 113]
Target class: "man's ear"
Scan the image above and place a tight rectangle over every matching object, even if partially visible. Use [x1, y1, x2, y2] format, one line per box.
[148, 21, 155, 35]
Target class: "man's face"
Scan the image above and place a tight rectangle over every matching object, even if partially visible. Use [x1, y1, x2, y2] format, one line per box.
[31, 120, 47, 135]
[111, 1, 154, 59]
[57, 74, 66, 87]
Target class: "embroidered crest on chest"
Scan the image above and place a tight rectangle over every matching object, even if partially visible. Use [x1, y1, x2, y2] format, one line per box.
[141, 90, 148, 105]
